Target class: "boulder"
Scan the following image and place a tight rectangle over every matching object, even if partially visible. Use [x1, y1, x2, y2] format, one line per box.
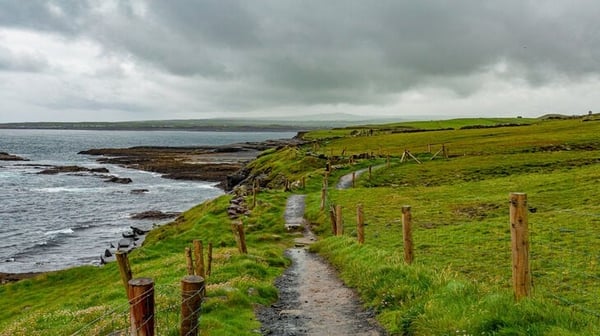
[105, 176, 133, 184]
[131, 189, 149, 194]
[130, 210, 180, 220]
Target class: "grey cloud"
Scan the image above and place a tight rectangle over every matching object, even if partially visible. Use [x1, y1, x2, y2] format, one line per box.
[0, 0, 89, 34]
[0, 46, 48, 72]
[1, 0, 600, 116]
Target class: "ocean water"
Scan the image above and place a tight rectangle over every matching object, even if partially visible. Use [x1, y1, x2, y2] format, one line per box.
[0, 129, 295, 273]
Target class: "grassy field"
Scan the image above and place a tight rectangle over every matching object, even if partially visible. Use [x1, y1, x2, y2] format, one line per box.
[1, 116, 599, 335]
[302, 117, 600, 334]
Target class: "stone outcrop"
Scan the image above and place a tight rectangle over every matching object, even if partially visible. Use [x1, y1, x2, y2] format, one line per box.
[37, 165, 109, 175]
[104, 176, 132, 184]
[227, 195, 251, 219]
[0, 152, 28, 161]
[130, 210, 181, 220]
[79, 137, 306, 190]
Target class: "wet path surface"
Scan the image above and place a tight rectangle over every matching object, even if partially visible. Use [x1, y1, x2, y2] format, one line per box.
[258, 194, 385, 335]
[336, 168, 368, 190]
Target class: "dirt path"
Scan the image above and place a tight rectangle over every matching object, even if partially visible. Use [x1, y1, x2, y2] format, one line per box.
[257, 195, 385, 335]
[336, 168, 369, 190]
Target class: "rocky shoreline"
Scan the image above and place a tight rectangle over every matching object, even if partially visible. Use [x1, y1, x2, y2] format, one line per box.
[79, 137, 306, 190]
[0, 136, 306, 283]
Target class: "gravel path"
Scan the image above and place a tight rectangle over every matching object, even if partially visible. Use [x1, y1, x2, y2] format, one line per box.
[257, 194, 385, 335]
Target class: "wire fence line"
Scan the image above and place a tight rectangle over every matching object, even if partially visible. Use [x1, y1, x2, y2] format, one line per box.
[66, 263, 208, 336]
[322, 165, 600, 319]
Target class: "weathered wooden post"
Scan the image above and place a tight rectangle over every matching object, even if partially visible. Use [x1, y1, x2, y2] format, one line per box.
[116, 251, 133, 294]
[386, 155, 390, 168]
[185, 247, 194, 276]
[368, 165, 372, 180]
[510, 192, 531, 300]
[335, 205, 343, 236]
[193, 240, 205, 278]
[329, 206, 337, 235]
[207, 242, 213, 277]
[357, 204, 364, 244]
[117, 251, 137, 336]
[352, 171, 356, 188]
[180, 275, 205, 336]
[428, 144, 432, 153]
[442, 144, 448, 158]
[129, 278, 155, 336]
[320, 187, 327, 211]
[402, 206, 414, 264]
[237, 221, 248, 254]
[301, 176, 306, 189]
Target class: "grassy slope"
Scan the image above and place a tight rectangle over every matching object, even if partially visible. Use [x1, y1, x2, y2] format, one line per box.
[303, 118, 600, 335]
[1, 117, 599, 335]
[0, 194, 292, 335]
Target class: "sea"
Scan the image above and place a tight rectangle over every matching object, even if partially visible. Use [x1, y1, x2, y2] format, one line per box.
[0, 129, 296, 273]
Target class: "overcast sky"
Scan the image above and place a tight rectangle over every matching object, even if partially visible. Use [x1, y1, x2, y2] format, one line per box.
[1, 1, 599, 122]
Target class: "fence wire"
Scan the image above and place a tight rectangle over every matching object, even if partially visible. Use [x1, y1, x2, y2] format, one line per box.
[324, 165, 600, 319]
[66, 282, 206, 336]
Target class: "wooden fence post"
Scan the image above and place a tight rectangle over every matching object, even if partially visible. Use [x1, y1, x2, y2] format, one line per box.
[207, 242, 213, 277]
[335, 205, 343, 236]
[352, 171, 356, 188]
[402, 206, 414, 264]
[193, 240, 205, 278]
[357, 204, 364, 244]
[129, 278, 155, 336]
[116, 251, 133, 295]
[368, 165, 372, 180]
[386, 155, 390, 168]
[185, 247, 194, 276]
[329, 206, 337, 235]
[237, 221, 248, 254]
[116, 251, 137, 336]
[180, 275, 205, 336]
[510, 192, 531, 300]
[320, 187, 327, 211]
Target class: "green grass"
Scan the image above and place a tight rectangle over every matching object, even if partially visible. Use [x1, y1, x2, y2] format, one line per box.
[0, 193, 293, 335]
[300, 117, 600, 334]
[1, 116, 599, 335]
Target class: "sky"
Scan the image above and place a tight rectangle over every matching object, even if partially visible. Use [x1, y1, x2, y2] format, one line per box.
[0, 1, 599, 123]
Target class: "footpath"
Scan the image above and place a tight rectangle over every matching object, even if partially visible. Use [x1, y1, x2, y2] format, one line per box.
[258, 172, 386, 335]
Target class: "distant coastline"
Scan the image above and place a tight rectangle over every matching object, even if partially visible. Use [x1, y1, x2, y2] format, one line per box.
[0, 124, 308, 133]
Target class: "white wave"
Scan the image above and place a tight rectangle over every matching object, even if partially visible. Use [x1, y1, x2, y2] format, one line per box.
[44, 228, 75, 236]
[36, 187, 110, 193]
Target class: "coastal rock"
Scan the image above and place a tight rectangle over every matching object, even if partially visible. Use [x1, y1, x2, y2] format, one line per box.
[38, 165, 109, 175]
[130, 210, 181, 220]
[0, 152, 28, 161]
[104, 176, 133, 184]
[131, 189, 149, 194]
[79, 137, 307, 190]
